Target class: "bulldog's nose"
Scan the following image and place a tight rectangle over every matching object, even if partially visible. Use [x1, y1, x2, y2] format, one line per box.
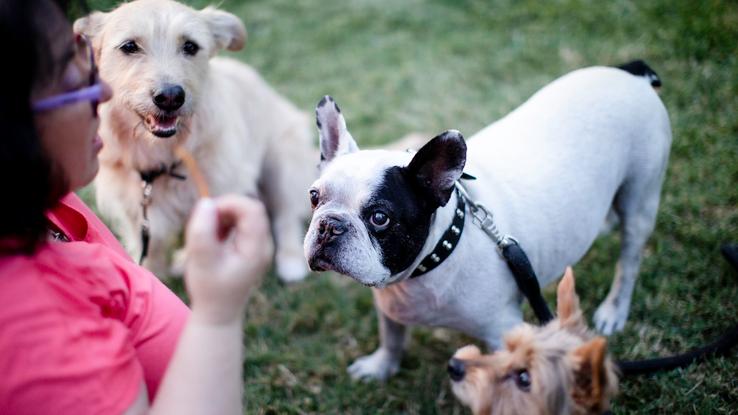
[317, 215, 347, 244]
[153, 84, 185, 111]
[447, 358, 466, 382]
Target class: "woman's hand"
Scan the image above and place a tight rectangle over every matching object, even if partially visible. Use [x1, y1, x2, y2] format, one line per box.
[184, 195, 273, 324]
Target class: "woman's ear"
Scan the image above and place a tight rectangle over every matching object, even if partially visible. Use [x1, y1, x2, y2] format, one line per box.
[200, 7, 246, 52]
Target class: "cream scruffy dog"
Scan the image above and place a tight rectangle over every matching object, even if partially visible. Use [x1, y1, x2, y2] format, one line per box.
[304, 63, 671, 380]
[75, 0, 315, 281]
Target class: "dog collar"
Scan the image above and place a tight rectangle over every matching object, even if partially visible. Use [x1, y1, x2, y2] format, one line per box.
[410, 188, 466, 279]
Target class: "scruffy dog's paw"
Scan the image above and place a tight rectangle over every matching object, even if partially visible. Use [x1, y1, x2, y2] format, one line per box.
[347, 348, 400, 382]
[593, 300, 628, 335]
[276, 254, 309, 283]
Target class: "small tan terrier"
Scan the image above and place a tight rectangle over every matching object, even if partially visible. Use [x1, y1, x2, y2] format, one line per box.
[448, 268, 618, 415]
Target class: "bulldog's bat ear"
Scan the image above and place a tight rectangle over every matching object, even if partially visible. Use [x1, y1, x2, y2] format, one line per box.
[315, 96, 359, 168]
[406, 130, 466, 207]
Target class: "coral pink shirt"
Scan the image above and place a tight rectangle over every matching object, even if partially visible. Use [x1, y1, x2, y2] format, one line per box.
[0, 193, 189, 414]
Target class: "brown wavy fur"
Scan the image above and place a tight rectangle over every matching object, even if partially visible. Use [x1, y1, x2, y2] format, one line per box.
[450, 268, 618, 414]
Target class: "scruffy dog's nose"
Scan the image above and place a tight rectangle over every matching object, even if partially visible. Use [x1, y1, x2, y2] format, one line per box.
[153, 84, 185, 111]
[447, 358, 466, 381]
[317, 216, 346, 244]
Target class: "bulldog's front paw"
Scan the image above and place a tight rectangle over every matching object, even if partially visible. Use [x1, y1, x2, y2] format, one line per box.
[347, 348, 401, 381]
[593, 299, 629, 335]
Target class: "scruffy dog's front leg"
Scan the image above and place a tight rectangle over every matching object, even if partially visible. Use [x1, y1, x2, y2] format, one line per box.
[348, 298, 407, 381]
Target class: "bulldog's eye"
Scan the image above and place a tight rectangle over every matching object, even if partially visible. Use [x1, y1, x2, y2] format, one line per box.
[513, 369, 531, 392]
[370, 211, 390, 230]
[309, 189, 319, 208]
[119, 40, 140, 54]
[183, 40, 200, 56]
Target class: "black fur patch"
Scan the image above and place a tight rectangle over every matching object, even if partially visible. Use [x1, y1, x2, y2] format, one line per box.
[361, 166, 437, 275]
[615, 59, 662, 87]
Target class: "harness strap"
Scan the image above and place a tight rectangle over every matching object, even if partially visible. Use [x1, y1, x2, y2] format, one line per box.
[137, 161, 186, 265]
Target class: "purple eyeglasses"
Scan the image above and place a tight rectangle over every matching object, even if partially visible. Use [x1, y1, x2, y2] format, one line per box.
[32, 34, 103, 117]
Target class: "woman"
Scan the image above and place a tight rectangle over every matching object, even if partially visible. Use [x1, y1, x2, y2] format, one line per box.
[0, 0, 272, 413]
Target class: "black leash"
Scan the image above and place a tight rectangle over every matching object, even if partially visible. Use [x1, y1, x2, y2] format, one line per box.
[137, 161, 186, 264]
[616, 243, 738, 376]
[456, 181, 554, 324]
[411, 180, 555, 324]
[451, 179, 737, 372]
[616, 325, 738, 376]
[500, 242, 554, 324]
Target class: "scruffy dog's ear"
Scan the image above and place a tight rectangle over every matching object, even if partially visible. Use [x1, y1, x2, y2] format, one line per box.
[315, 95, 359, 168]
[201, 7, 246, 52]
[406, 130, 466, 208]
[556, 266, 585, 328]
[73, 11, 107, 48]
[571, 337, 612, 412]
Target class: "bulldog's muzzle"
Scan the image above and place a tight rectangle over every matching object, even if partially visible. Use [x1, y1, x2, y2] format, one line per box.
[316, 215, 347, 245]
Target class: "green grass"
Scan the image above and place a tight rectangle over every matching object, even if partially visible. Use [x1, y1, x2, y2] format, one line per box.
[84, 0, 738, 413]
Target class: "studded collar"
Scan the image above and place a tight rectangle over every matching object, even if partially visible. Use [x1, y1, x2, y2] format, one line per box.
[410, 188, 466, 279]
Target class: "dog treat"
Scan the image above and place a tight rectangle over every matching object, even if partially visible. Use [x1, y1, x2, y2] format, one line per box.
[174, 145, 210, 198]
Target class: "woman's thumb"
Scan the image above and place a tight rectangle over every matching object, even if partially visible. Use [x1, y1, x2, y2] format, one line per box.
[186, 198, 219, 254]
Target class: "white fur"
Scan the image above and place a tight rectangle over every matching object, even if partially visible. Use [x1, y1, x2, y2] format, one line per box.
[75, 0, 316, 281]
[306, 66, 671, 380]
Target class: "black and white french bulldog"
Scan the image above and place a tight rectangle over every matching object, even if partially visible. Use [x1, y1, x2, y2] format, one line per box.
[304, 63, 672, 380]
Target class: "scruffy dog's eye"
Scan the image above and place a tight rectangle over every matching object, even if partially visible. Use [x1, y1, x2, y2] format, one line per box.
[370, 211, 390, 230]
[119, 40, 140, 54]
[309, 189, 319, 208]
[514, 369, 531, 391]
[183, 40, 200, 56]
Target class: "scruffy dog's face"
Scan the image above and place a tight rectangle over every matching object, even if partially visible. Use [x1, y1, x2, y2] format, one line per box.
[449, 269, 618, 415]
[74, 0, 245, 139]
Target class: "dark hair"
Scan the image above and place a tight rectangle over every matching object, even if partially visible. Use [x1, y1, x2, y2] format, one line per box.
[0, 0, 76, 254]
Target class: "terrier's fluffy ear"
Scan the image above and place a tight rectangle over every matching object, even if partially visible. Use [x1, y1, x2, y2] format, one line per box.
[73, 11, 107, 48]
[556, 266, 583, 328]
[200, 7, 247, 52]
[571, 337, 609, 411]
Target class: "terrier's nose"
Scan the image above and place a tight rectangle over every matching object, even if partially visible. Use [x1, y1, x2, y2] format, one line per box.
[447, 358, 466, 382]
[317, 216, 346, 244]
[153, 84, 185, 111]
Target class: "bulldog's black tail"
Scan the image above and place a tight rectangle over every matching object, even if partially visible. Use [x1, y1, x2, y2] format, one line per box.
[616, 244, 738, 376]
[615, 59, 662, 88]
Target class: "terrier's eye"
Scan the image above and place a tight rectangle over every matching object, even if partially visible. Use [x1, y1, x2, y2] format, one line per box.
[514, 369, 531, 391]
[183, 40, 200, 56]
[119, 40, 140, 54]
[370, 211, 390, 230]
[309, 189, 319, 208]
